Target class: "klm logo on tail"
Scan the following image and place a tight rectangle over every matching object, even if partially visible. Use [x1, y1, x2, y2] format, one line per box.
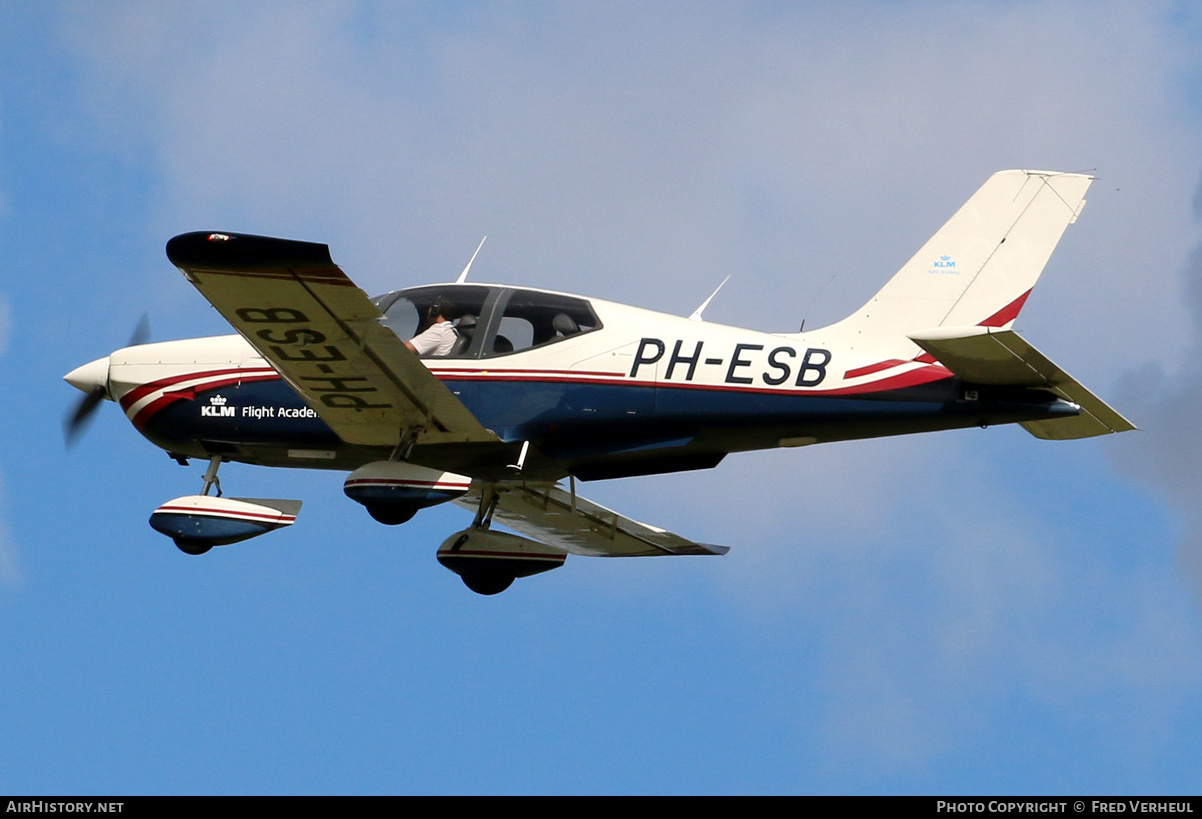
[930, 255, 958, 274]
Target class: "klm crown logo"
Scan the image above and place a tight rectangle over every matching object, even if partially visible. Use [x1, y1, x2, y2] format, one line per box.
[202, 393, 235, 417]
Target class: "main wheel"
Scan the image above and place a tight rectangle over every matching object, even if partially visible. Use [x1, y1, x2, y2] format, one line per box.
[366, 503, 418, 526]
[460, 572, 515, 596]
[174, 539, 212, 556]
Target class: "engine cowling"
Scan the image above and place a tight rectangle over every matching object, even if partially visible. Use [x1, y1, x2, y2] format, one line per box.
[149, 495, 301, 554]
[437, 528, 567, 595]
[343, 461, 471, 525]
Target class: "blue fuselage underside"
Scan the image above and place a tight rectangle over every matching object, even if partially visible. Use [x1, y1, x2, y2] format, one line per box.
[141, 374, 1069, 472]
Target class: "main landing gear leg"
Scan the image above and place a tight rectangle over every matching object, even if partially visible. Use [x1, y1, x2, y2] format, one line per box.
[390, 428, 419, 463]
[457, 485, 515, 595]
[200, 455, 223, 497]
[471, 485, 499, 531]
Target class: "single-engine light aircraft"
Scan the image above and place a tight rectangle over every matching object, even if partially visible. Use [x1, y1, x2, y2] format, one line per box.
[64, 170, 1134, 594]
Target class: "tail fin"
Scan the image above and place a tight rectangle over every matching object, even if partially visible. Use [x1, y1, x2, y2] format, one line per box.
[820, 170, 1092, 351]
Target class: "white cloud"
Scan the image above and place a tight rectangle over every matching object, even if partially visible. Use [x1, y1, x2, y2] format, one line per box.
[1110, 173, 1202, 600]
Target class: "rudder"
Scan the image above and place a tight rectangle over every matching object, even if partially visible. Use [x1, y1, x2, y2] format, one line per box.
[818, 170, 1092, 352]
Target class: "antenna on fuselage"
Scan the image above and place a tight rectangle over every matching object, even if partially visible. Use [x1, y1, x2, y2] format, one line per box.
[456, 236, 487, 283]
[688, 275, 730, 322]
[798, 273, 837, 333]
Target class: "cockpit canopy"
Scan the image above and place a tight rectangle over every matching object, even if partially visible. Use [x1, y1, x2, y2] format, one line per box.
[372, 284, 602, 359]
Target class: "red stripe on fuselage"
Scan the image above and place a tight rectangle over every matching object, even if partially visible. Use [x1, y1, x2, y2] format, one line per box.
[119, 367, 277, 412]
[427, 367, 624, 379]
[647, 364, 953, 397]
[126, 370, 280, 430]
[436, 363, 953, 396]
[844, 359, 908, 380]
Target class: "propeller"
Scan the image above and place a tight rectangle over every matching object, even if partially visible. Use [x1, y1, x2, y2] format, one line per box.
[64, 382, 109, 446]
[63, 315, 150, 447]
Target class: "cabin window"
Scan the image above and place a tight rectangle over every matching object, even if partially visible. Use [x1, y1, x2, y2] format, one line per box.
[373, 285, 599, 358]
[485, 290, 601, 357]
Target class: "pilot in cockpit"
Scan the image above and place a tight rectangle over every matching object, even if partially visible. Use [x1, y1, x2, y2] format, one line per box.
[404, 298, 458, 357]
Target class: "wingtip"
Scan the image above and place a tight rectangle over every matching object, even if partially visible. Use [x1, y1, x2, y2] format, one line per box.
[166, 231, 334, 270]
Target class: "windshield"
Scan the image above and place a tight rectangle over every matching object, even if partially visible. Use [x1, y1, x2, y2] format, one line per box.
[377, 285, 492, 341]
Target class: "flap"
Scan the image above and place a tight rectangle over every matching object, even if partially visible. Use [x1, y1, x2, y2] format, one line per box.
[457, 482, 729, 558]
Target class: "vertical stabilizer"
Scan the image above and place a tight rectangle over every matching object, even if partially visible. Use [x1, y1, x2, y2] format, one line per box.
[817, 170, 1092, 353]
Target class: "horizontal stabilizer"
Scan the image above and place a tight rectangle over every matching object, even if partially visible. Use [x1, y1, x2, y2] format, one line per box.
[908, 326, 1135, 439]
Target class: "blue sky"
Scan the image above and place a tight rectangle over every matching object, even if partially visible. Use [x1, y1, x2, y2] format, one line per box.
[3, 1, 1202, 795]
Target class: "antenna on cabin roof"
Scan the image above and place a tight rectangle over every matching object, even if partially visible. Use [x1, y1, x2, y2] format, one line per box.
[689, 275, 730, 321]
[456, 236, 487, 283]
[798, 273, 837, 333]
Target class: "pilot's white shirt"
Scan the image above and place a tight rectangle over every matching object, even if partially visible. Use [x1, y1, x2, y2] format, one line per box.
[410, 321, 457, 356]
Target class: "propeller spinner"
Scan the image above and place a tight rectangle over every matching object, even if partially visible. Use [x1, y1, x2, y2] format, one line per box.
[63, 315, 149, 446]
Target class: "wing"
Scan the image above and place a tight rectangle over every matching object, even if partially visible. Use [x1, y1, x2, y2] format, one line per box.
[456, 482, 729, 558]
[166, 231, 498, 449]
